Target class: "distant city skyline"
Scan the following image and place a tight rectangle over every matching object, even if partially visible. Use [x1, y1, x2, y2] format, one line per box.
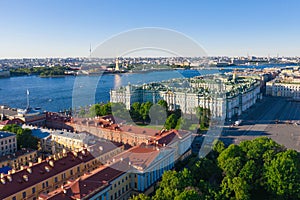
[1, 0, 300, 58]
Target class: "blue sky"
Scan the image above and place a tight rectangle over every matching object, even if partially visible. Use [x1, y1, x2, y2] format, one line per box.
[0, 0, 300, 58]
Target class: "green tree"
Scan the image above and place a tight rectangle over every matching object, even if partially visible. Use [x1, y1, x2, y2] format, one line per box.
[164, 114, 178, 130]
[220, 177, 250, 200]
[89, 104, 101, 117]
[130, 194, 151, 200]
[154, 169, 194, 200]
[130, 102, 142, 122]
[195, 107, 210, 129]
[111, 102, 128, 120]
[174, 188, 201, 200]
[2, 124, 38, 150]
[213, 140, 225, 154]
[157, 99, 168, 111]
[149, 104, 167, 125]
[264, 149, 300, 199]
[140, 102, 153, 123]
[239, 137, 284, 163]
[217, 144, 246, 179]
[191, 157, 222, 182]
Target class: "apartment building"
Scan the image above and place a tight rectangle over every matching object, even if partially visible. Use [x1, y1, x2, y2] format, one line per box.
[0, 131, 17, 156]
[0, 140, 125, 200]
[39, 129, 192, 200]
[0, 148, 37, 171]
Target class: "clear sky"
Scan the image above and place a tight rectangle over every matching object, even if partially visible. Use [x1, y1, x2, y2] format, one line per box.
[0, 0, 300, 58]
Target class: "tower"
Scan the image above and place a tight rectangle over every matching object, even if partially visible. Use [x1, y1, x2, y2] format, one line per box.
[233, 69, 237, 82]
[115, 58, 120, 71]
[89, 44, 92, 58]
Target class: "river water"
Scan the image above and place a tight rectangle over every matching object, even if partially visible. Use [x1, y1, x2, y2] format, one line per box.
[0, 64, 294, 112]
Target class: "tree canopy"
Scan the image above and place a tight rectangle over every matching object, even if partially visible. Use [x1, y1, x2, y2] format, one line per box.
[2, 124, 39, 150]
[130, 137, 300, 200]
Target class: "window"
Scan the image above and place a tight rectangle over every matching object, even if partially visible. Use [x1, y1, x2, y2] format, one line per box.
[12, 197, 16, 200]
[22, 192, 26, 198]
[32, 187, 36, 194]
[54, 177, 58, 183]
[70, 169, 73, 175]
[42, 182, 45, 189]
[46, 181, 49, 187]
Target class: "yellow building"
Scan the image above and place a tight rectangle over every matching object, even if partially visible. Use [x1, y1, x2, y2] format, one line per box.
[38, 128, 193, 200]
[0, 148, 37, 170]
[50, 131, 94, 153]
[0, 140, 125, 200]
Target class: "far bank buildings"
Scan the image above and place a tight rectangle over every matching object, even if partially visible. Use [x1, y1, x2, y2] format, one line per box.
[110, 74, 262, 120]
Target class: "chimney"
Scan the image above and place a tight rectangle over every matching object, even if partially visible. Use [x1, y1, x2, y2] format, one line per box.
[49, 160, 54, 167]
[73, 151, 78, 157]
[23, 175, 29, 182]
[63, 149, 67, 157]
[7, 175, 12, 182]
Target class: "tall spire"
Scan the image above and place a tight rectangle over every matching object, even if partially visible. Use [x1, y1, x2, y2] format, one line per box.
[115, 58, 120, 71]
[89, 43, 92, 58]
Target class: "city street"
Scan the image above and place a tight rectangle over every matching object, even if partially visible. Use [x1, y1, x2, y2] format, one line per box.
[221, 96, 300, 151]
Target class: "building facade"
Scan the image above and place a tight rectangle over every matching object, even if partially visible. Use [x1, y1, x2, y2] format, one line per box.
[0, 142, 125, 200]
[0, 131, 17, 156]
[38, 128, 193, 200]
[110, 75, 261, 119]
[0, 148, 37, 171]
[266, 80, 300, 99]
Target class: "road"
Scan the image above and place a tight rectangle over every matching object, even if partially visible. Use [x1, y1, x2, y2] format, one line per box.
[220, 96, 300, 151]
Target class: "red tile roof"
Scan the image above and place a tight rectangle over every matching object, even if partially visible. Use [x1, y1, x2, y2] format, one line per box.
[0, 148, 36, 162]
[41, 166, 125, 200]
[0, 150, 94, 199]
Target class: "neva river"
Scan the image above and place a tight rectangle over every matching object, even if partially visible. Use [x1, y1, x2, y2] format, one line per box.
[0, 69, 222, 111]
[0, 64, 295, 112]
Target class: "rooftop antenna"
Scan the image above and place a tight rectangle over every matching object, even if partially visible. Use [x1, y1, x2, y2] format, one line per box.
[89, 43, 92, 58]
[26, 89, 30, 110]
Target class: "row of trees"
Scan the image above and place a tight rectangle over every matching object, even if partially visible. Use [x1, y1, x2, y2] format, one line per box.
[85, 101, 210, 131]
[2, 124, 39, 150]
[10, 66, 68, 77]
[87, 100, 181, 129]
[132, 137, 300, 200]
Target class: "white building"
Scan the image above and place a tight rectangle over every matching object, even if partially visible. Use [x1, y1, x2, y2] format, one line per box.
[266, 69, 300, 100]
[266, 81, 300, 99]
[110, 75, 261, 119]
